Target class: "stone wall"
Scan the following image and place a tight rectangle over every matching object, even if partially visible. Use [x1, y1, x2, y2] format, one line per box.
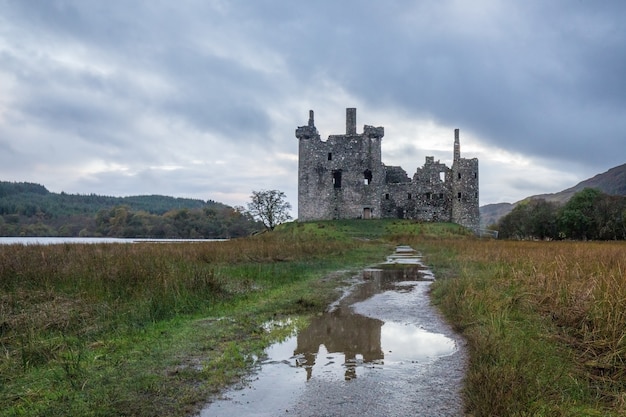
[451, 157, 480, 229]
[296, 108, 480, 230]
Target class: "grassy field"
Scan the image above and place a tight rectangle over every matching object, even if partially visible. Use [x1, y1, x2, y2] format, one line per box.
[420, 239, 626, 416]
[2, 220, 626, 416]
[0, 221, 393, 416]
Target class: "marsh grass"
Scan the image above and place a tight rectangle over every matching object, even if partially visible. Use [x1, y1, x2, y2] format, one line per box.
[0, 225, 388, 416]
[418, 238, 626, 416]
[6, 220, 624, 416]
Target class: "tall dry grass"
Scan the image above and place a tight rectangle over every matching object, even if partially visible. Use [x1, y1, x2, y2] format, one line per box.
[421, 238, 626, 413]
[474, 241, 626, 378]
[0, 221, 388, 416]
[0, 230, 362, 372]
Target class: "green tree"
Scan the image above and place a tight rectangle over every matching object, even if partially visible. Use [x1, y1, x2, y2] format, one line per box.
[497, 202, 532, 239]
[558, 188, 602, 240]
[528, 199, 559, 239]
[247, 190, 292, 231]
[224, 206, 259, 237]
[592, 194, 626, 240]
[498, 199, 559, 240]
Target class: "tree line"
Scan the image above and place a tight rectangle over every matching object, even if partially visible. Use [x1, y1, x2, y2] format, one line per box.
[0, 181, 263, 238]
[495, 188, 626, 240]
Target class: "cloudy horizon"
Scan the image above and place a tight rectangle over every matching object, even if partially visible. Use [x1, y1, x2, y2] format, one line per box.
[1, 1, 624, 213]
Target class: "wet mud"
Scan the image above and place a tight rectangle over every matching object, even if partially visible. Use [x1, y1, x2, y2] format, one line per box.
[200, 246, 466, 417]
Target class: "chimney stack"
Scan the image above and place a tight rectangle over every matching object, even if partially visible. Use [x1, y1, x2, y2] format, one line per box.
[454, 129, 460, 162]
[346, 108, 357, 135]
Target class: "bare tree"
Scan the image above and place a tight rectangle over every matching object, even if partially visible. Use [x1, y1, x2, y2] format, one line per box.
[247, 190, 292, 231]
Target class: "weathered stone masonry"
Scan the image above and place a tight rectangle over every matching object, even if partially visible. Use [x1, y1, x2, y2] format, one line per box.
[296, 108, 479, 231]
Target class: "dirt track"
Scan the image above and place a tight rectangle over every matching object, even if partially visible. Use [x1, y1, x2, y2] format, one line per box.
[200, 249, 466, 417]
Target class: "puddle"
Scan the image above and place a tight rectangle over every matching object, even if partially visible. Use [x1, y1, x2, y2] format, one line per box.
[200, 247, 462, 417]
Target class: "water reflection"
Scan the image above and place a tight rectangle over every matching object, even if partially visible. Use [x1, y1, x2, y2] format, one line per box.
[292, 301, 455, 381]
[0, 237, 225, 245]
[291, 256, 451, 382]
[381, 322, 456, 363]
[201, 247, 458, 416]
[294, 310, 383, 380]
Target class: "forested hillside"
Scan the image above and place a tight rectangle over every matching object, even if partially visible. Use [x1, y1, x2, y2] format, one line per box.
[496, 188, 626, 240]
[0, 181, 262, 238]
[481, 163, 626, 227]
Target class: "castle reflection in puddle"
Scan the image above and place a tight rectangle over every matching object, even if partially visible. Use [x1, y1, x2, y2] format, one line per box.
[294, 310, 384, 380]
[292, 262, 449, 381]
[199, 248, 460, 417]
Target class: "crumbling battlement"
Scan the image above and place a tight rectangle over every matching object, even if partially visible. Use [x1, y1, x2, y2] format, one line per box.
[296, 108, 479, 231]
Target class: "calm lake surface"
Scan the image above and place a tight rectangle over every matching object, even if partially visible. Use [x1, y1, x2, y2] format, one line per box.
[0, 237, 225, 245]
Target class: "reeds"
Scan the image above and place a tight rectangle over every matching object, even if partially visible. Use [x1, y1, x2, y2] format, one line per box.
[420, 238, 626, 415]
[0, 230, 358, 333]
[0, 226, 383, 416]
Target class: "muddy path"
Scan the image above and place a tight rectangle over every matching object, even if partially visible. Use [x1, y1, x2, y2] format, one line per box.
[199, 247, 466, 417]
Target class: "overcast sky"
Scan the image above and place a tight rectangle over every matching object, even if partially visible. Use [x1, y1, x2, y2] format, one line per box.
[1, 1, 625, 213]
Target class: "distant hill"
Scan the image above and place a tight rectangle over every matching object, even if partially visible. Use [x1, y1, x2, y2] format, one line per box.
[480, 163, 626, 227]
[479, 202, 515, 228]
[531, 163, 626, 204]
[0, 181, 261, 238]
[0, 181, 223, 215]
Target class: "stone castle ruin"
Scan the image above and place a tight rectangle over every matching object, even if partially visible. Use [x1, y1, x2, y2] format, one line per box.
[296, 108, 479, 231]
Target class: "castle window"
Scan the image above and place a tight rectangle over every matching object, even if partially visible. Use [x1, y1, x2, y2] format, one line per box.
[385, 193, 390, 200]
[364, 169, 372, 185]
[332, 170, 342, 188]
[328, 153, 332, 161]
[458, 173, 462, 179]
[425, 192, 431, 200]
[440, 172, 445, 182]
[474, 172, 477, 179]
[439, 193, 444, 199]
[407, 193, 412, 200]
[457, 192, 462, 199]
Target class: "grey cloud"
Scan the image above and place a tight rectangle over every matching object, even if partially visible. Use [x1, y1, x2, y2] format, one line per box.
[156, 51, 274, 138]
[1, 0, 625, 207]
[293, 0, 626, 172]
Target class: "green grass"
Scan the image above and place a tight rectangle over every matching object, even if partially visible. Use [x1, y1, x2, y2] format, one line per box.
[4, 220, 625, 416]
[419, 239, 626, 416]
[0, 222, 389, 416]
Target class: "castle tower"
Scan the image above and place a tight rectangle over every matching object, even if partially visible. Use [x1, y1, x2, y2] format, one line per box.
[296, 110, 321, 221]
[451, 129, 479, 231]
[296, 108, 384, 221]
